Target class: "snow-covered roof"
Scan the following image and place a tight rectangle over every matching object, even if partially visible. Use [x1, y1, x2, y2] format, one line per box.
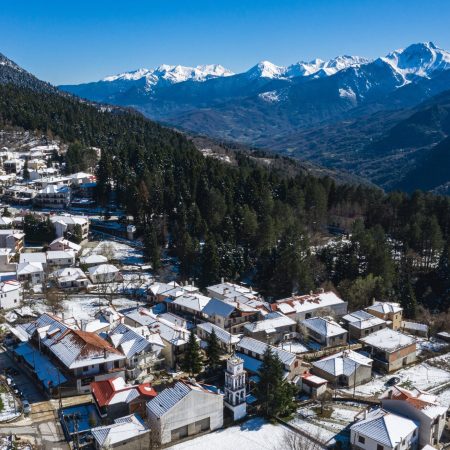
[360, 328, 416, 352]
[312, 350, 372, 377]
[244, 312, 296, 334]
[38, 184, 69, 195]
[46, 250, 75, 260]
[17, 261, 44, 275]
[402, 321, 428, 332]
[367, 301, 402, 315]
[342, 310, 386, 329]
[0, 280, 21, 293]
[80, 254, 108, 265]
[19, 252, 46, 264]
[50, 215, 88, 226]
[49, 237, 81, 252]
[202, 298, 236, 318]
[302, 317, 347, 337]
[88, 264, 119, 275]
[351, 408, 418, 447]
[108, 323, 164, 358]
[91, 414, 149, 447]
[148, 281, 179, 296]
[171, 293, 212, 313]
[207, 281, 258, 300]
[237, 337, 296, 367]
[147, 380, 221, 418]
[197, 321, 240, 345]
[51, 267, 87, 282]
[380, 385, 447, 418]
[276, 291, 346, 314]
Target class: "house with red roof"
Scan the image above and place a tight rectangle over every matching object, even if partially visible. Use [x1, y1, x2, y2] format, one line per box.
[91, 376, 157, 421]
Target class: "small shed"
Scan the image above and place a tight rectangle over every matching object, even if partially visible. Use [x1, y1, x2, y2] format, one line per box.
[299, 372, 328, 399]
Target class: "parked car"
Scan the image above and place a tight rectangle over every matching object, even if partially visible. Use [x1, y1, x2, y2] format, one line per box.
[22, 400, 31, 415]
[386, 376, 401, 386]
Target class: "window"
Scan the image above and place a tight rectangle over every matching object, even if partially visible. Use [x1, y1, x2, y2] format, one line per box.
[377, 445, 384, 450]
[358, 436, 365, 444]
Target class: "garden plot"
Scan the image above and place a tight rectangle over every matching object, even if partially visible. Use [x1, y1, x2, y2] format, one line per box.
[170, 417, 293, 450]
[277, 340, 309, 354]
[289, 401, 364, 447]
[340, 352, 450, 398]
[89, 240, 145, 267]
[0, 391, 20, 422]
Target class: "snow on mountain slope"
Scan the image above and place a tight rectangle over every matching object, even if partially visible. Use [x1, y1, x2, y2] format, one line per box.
[380, 42, 450, 82]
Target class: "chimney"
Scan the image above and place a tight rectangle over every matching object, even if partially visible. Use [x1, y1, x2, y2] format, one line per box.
[388, 389, 393, 399]
[363, 408, 368, 419]
[221, 277, 224, 284]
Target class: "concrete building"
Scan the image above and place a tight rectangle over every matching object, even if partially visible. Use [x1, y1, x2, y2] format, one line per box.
[48, 237, 81, 254]
[366, 301, 403, 330]
[0, 229, 25, 253]
[300, 317, 348, 347]
[46, 250, 76, 269]
[380, 386, 447, 448]
[50, 267, 89, 290]
[350, 408, 419, 450]
[0, 280, 21, 310]
[17, 261, 45, 284]
[88, 264, 121, 284]
[342, 310, 387, 339]
[34, 184, 70, 208]
[311, 350, 373, 388]
[147, 380, 223, 445]
[50, 215, 89, 240]
[196, 321, 240, 352]
[360, 328, 416, 373]
[206, 280, 258, 303]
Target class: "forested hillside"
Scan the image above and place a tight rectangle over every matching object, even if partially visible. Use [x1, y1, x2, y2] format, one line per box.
[0, 83, 449, 316]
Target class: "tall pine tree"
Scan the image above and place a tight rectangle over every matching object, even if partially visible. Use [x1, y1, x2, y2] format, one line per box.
[181, 330, 203, 376]
[205, 328, 221, 371]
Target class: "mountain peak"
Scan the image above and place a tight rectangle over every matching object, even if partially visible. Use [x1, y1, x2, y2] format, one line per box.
[246, 61, 285, 79]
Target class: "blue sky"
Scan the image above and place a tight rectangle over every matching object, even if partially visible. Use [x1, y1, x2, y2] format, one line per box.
[1, 0, 449, 85]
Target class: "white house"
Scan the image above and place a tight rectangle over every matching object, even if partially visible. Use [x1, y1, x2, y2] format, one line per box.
[48, 237, 81, 254]
[46, 250, 76, 268]
[50, 267, 89, 290]
[350, 408, 419, 450]
[50, 215, 89, 240]
[88, 264, 121, 284]
[0, 281, 21, 310]
[147, 380, 224, 444]
[34, 184, 70, 208]
[79, 254, 108, 267]
[380, 386, 447, 447]
[17, 261, 45, 284]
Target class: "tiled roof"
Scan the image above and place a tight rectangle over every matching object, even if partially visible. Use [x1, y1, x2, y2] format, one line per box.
[343, 310, 386, 329]
[202, 298, 235, 318]
[302, 317, 347, 337]
[147, 381, 191, 417]
[367, 301, 402, 315]
[312, 350, 372, 377]
[236, 337, 296, 366]
[276, 291, 346, 314]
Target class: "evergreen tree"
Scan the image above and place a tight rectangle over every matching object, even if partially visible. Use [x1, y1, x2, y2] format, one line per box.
[200, 235, 221, 288]
[144, 227, 161, 270]
[255, 347, 297, 418]
[23, 158, 30, 181]
[181, 330, 202, 376]
[435, 240, 450, 302]
[205, 328, 221, 370]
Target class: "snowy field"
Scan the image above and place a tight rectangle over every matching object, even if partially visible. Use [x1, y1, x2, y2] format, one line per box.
[169, 417, 294, 450]
[86, 240, 146, 268]
[340, 352, 450, 403]
[277, 340, 309, 354]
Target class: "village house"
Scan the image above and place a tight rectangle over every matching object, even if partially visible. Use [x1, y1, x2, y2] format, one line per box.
[366, 301, 403, 330]
[0, 280, 21, 310]
[17, 261, 45, 284]
[107, 323, 165, 382]
[90, 376, 157, 420]
[20, 313, 126, 394]
[0, 229, 25, 253]
[275, 290, 348, 321]
[91, 414, 151, 450]
[300, 316, 348, 348]
[196, 321, 241, 352]
[0, 216, 13, 229]
[236, 336, 300, 380]
[147, 281, 181, 303]
[298, 372, 328, 399]
[243, 311, 297, 345]
[380, 386, 447, 447]
[88, 263, 121, 284]
[147, 380, 224, 445]
[2, 185, 36, 205]
[50, 215, 89, 240]
[359, 328, 416, 373]
[350, 408, 419, 450]
[79, 254, 108, 267]
[0, 248, 17, 271]
[166, 292, 212, 320]
[50, 267, 89, 290]
[311, 350, 373, 388]
[19, 252, 47, 270]
[206, 280, 259, 303]
[48, 237, 81, 254]
[46, 250, 76, 269]
[34, 184, 71, 208]
[342, 310, 387, 339]
[202, 297, 263, 334]
[124, 308, 191, 370]
[401, 321, 429, 338]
